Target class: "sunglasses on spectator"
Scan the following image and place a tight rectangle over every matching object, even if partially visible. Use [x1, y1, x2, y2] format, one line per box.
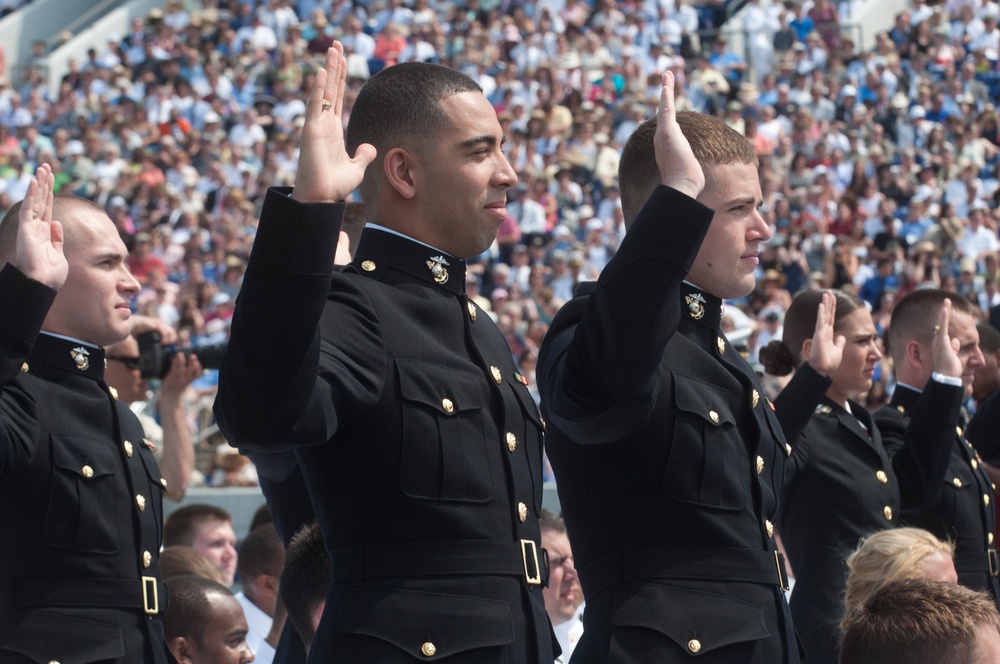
[107, 356, 141, 371]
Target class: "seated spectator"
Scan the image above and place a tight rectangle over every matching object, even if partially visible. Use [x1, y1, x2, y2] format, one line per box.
[164, 505, 238, 586]
[163, 575, 254, 664]
[235, 525, 285, 657]
[279, 523, 329, 655]
[843, 527, 957, 616]
[160, 545, 228, 586]
[540, 510, 584, 662]
[840, 578, 1000, 664]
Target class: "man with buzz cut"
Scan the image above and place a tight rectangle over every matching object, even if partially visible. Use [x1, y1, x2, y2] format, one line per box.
[538, 73, 800, 662]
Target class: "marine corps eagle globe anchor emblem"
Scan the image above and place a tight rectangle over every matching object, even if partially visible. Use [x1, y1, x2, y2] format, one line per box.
[427, 256, 450, 284]
[685, 292, 706, 320]
[70, 346, 90, 371]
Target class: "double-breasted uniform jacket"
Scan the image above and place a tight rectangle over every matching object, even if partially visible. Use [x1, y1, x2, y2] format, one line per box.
[874, 383, 1000, 606]
[214, 189, 555, 663]
[537, 186, 800, 663]
[772, 363, 900, 664]
[0, 265, 168, 664]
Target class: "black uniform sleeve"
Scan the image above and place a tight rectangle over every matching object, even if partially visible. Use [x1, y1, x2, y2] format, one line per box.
[773, 362, 832, 483]
[213, 188, 385, 452]
[875, 381, 963, 512]
[967, 393, 1000, 465]
[537, 186, 713, 443]
[0, 264, 56, 477]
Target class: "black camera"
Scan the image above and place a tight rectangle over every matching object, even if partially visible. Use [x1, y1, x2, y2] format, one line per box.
[136, 331, 227, 380]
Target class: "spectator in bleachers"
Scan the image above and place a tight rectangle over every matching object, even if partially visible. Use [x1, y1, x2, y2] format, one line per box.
[164, 504, 239, 587]
[164, 575, 255, 664]
[235, 524, 285, 659]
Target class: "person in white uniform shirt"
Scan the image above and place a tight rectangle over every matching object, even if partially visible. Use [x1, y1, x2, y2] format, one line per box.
[541, 510, 584, 662]
[234, 525, 285, 657]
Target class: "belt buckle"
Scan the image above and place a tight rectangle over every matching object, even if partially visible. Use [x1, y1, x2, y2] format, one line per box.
[990, 549, 999, 577]
[774, 551, 790, 592]
[521, 539, 542, 585]
[142, 576, 159, 614]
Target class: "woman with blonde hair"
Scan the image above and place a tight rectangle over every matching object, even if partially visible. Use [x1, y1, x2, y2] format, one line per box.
[843, 527, 957, 617]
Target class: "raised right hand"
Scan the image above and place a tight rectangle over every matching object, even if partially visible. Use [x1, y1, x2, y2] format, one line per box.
[15, 164, 68, 290]
[931, 298, 962, 377]
[654, 70, 704, 200]
[292, 42, 378, 204]
[807, 290, 846, 377]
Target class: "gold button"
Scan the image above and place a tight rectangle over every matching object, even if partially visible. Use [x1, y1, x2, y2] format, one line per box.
[785, 443, 792, 457]
[506, 432, 517, 453]
[765, 520, 774, 537]
[48, 661, 60, 664]
[20, 362, 28, 372]
[490, 366, 502, 383]
[990, 533, 995, 546]
[751, 389, 759, 408]
[361, 260, 376, 271]
[421, 642, 436, 657]
[756, 456, 764, 475]
[897, 405, 905, 413]
[953, 477, 963, 488]
[688, 639, 702, 653]
[957, 426, 964, 437]
[136, 494, 146, 512]
[973, 459, 979, 470]
[985, 494, 992, 507]
[441, 398, 454, 414]
[876, 470, 888, 483]
[467, 302, 477, 321]
[717, 337, 726, 355]
[161, 478, 168, 488]
[124, 440, 133, 457]
[82, 465, 94, 479]
[517, 502, 528, 523]
[540, 416, 546, 429]
[884, 505, 893, 521]
[709, 410, 720, 424]
[143, 550, 152, 568]
[109, 386, 119, 400]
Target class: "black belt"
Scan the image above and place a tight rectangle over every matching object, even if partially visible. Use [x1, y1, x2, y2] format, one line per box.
[13, 576, 167, 615]
[579, 545, 790, 598]
[331, 539, 548, 587]
[954, 548, 1000, 576]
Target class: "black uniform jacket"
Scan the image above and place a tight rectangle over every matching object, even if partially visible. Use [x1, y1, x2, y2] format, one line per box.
[537, 186, 800, 664]
[968, 389, 1000, 465]
[874, 383, 1000, 605]
[773, 363, 900, 664]
[0, 265, 168, 664]
[214, 189, 555, 663]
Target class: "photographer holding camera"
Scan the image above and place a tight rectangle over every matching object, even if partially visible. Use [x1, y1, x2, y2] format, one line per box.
[105, 328, 202, 502]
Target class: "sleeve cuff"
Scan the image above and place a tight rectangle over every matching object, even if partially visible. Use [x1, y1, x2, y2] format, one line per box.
[931, 372, 964, 387]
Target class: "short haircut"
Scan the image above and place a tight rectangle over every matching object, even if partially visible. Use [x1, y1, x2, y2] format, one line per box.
[163, 504, 232, 547]
[345, 62, 482, 206]
[885, 289, 977, 364]
[760, 290, 866, 376]
[843, 527, 955, 617]
[237, 524, 284, 582]
[280, 522, 329, 649]
[539, 508, 567, 534]
[164, 575, 236, 645]
[618, 112, 758, 228]
[160, 545, 227, 585]
[342, 202, 367, 255]
[840, 578, 1000, 664]
[249, 504, 273, 534]
[978, 322, 1000, 355]
[0, 194, 108, 267]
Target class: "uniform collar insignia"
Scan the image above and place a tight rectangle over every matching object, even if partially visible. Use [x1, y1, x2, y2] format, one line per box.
[427, 255, 450, 285]
[815, 404, 833, 415]
[685, 292, 706, 320]
[70, 346, 91, 371]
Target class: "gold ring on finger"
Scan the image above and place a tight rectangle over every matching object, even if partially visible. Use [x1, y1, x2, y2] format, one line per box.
[933, 324, 941, 335]
[31, 212, 39, 219]
[321, 100, 333, 111]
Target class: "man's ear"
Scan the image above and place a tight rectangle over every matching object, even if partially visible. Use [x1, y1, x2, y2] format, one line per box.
[259, 572, 280, 600]
[383, 146, 418, 199]
[168, 635, 196, 664]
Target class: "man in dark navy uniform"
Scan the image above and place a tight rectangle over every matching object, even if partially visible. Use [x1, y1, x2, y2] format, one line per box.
[537, 74, 800, 662]
[214, 44, 555, 662]
[874, 290, 1000, 608]
[0, 165, 169, 662]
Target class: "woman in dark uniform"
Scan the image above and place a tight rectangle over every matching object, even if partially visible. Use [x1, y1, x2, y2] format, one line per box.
[760, 290, 900, 664]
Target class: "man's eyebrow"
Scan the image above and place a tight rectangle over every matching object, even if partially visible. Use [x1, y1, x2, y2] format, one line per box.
[460, 134, 502, 148]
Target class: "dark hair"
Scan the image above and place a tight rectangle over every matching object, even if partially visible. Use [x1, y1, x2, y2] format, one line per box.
[618, 112, 758, 228]
[886, 289, 977, 363]
[163, 504, 232, 547]
[280, 522, 329, 649]
[759, 290, 866, 376]
[539, 508, 567, 534]
[249, 504, 272, 534]
[840, 578, 1000, 664]
[978, 322, 1000, 355]
[236, 524, 284, 582]
[164, 575, 236, 645]
[160, 546, 227, 585]
[346, 62, 482, 205]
